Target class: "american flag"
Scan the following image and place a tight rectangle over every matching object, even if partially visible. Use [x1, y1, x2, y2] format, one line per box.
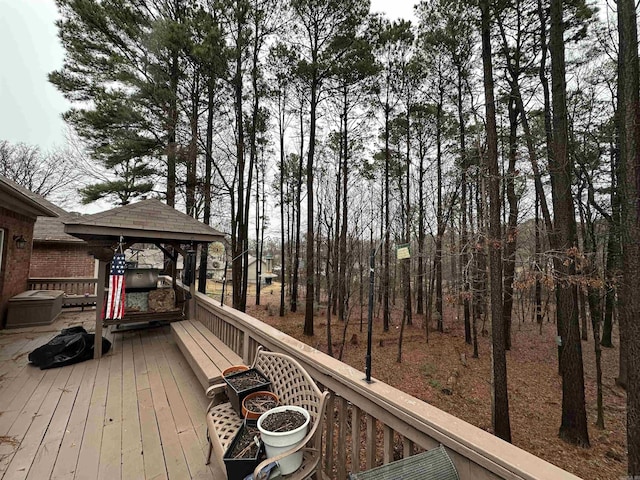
[104, 253, 126, 320]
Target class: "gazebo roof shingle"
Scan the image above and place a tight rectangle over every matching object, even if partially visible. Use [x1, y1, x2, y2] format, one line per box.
[63, 198, 225, 244]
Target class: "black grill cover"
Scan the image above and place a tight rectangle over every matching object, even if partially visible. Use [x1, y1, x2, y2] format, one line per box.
[28, 326, 111, 370]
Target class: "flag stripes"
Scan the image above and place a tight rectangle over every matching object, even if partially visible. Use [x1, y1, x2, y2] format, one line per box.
[104, 253, 126, 320]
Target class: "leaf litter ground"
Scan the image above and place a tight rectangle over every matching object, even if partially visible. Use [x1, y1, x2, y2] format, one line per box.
[247, 296, 626, 480]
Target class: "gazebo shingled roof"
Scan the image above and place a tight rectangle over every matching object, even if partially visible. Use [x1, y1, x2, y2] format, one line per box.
[63, 198, 225, 245]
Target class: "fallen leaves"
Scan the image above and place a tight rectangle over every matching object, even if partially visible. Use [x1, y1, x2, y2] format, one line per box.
[249, 299, 627, 480]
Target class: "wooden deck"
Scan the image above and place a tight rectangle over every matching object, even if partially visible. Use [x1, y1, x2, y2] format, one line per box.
[0, 311, 225, 480]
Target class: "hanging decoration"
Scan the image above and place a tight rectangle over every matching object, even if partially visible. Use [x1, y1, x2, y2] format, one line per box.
[104, 239, 126, 320]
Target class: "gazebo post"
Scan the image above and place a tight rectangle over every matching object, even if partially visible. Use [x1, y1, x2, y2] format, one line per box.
[186, 246, 197, 318]
[94, 259, 107, 359]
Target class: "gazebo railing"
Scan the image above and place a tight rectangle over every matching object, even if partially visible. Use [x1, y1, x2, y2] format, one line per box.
[184, 288, 580, 480]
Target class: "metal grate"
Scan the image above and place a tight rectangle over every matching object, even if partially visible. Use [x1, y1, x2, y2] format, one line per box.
[349, 445, 459, 480]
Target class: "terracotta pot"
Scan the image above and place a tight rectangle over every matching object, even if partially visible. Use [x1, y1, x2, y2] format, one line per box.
[222, 365, 249, 377]
[241, 391, 279, 420]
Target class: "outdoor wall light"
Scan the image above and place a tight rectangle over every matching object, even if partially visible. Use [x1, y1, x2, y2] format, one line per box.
[13, 235, 27, 249]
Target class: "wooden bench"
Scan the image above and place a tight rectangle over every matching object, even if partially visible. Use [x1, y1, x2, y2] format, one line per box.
[171, 320, 243, 390]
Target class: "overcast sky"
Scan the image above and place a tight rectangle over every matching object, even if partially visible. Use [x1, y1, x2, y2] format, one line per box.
[0, 0, 70, 150]
[0, 0, 416, 150]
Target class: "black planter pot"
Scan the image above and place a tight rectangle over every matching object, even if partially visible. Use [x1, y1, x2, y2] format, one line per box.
[224, 368, 271, 416]
[223, 421, 265, 480]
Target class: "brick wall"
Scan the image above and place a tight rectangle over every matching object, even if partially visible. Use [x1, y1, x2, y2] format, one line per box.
[0, 206, 35, 327]
[30, 243, 95, 278]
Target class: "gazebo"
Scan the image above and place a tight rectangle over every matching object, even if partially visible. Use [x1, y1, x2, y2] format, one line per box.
[64, 198, 226, 357]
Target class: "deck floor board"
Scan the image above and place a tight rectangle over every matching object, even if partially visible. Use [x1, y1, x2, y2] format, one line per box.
[120, 333, 145, 480]
[0, 311, 219, 480]
[25, 362, 88, 480]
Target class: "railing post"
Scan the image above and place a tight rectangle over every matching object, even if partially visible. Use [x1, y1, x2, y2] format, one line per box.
[242, 329, 250, 364]
[351, 407, 362, 473]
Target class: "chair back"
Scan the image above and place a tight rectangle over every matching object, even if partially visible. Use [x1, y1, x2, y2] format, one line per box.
[253, 348, 325, 425]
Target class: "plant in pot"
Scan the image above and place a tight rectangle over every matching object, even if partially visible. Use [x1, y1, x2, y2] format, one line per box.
[242, 391, 279, 420]
[257, 405, 310, 475]
[224, 368, 271, 416]
[223, 420, 265, 480]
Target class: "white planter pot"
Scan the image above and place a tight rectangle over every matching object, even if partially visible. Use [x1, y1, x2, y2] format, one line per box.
[257, 405, 310, 475]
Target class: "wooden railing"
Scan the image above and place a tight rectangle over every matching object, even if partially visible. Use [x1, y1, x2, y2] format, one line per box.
[28, 277, 98, 296]
[187, 291, 581, 480]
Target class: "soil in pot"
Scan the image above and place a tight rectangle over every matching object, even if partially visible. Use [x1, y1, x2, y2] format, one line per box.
[226, 370, 268, 390]
[260, 410, 306, 433]
[229, 424, 261, 459]
[243, 392, 278, 419]
[224, 421, 265, 480]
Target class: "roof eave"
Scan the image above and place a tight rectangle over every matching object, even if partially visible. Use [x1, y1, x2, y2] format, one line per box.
[0, 185, 59, 218]
[64, 223, 225, 244]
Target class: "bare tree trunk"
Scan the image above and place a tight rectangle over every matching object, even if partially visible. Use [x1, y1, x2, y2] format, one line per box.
[549, 0, 589, 447]
[473, 175, 486, 356]
[586, 241, 605, 430]
[617, 0, 640, 471]
[458, 72, 471, 345]
[601, 184, 620, 347]
[502, 96, 519, 351]
[435, 98, 444, 332]
[315, 213, 322, 305]
[591, 295, 605, 430]
[186, 73, 199, 217]
[166, 33, 179, 208]
[470, 171, 481, 359]
[198, 84, 215, 295]
[255, 155, 266, 306]
[303, 69, 318, 337]
[232, 4, 247, 311]
[426, 248, 435, 336]
[602, 159, 620, 346]
[277, 82, 287, 317]
[535, 192, 543, 330]
[326, 229, 333, 358]
[339, 87, 349, 323]
[291, 101, 305, 313]
[417, 142, 426, 316]
[383, 99, 391, 332]
[405, 93, 412, 326]
[481, 0, 511, 442]
[333, 119, 343, 317]
[579, 288, 588, 341]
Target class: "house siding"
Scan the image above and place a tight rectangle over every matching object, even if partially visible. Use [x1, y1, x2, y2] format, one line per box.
[31, 243, 95, 278]
[0, 206, 35, 326]
[247, 260, 269, 284]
